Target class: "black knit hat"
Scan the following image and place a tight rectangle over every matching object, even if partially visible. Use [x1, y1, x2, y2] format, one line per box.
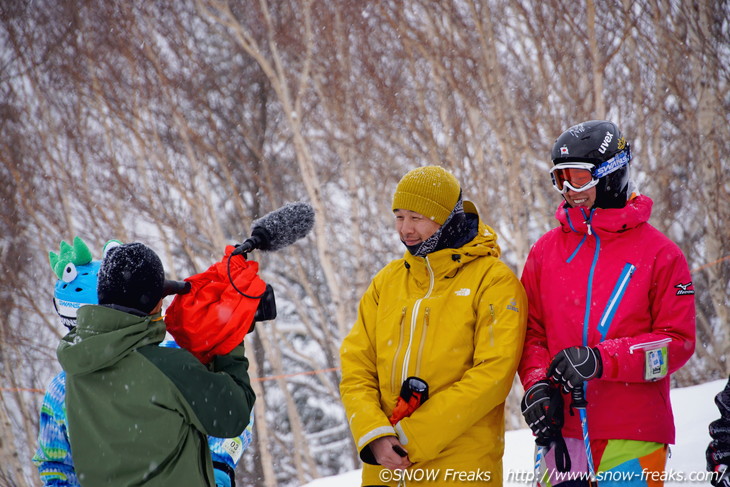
[97, 242, 165, 313]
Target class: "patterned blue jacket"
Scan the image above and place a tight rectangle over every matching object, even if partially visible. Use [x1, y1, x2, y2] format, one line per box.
[32, 340, 254, 486]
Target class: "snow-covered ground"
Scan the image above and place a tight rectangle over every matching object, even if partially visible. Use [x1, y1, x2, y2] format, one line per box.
[303, 379, 725, 487]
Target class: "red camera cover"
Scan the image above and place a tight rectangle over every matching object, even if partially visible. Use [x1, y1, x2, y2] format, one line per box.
[165, 245, 266, 364]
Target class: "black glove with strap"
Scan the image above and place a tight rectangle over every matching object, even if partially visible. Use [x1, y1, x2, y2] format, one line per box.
[521, 380, 562, 442]
[548, 346, 602, 394]
[707, 436, 730, 486]
[521, 379, 571, 472]
[708, 377, 730, 486]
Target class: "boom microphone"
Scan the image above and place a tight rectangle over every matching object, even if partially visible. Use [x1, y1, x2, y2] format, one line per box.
[232, 202, 315, 256]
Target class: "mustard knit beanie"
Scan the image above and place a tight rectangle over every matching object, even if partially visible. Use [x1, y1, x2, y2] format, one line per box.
[392, 166, 461, 225]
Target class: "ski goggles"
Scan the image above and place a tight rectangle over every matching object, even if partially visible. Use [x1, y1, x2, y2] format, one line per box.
[550, 150, 631, 194]
[549, 162, 598, 193]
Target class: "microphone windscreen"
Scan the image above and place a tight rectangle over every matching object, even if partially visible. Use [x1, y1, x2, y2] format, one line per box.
[251, 202, 315, 251]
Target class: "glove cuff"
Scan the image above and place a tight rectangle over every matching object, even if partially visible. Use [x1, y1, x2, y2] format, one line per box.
[526, 378, 551, 391]
[592, 347, 604, 379]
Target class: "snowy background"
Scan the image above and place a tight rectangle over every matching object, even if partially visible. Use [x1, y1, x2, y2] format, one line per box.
[304, 379, 725, 487]
[3, 3, 727, 485]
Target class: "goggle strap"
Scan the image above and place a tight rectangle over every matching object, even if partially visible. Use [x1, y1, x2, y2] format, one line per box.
[594, 150, 631, 178]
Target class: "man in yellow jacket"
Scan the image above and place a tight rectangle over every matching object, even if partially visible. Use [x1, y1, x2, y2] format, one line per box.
[340, 165, 528, 486]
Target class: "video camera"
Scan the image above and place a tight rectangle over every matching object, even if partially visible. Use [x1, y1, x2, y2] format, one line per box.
[164, 278, 277, 329]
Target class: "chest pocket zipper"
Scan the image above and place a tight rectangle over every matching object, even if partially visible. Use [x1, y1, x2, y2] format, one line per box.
[391, 307, 407, 395]
[400, 258, 435, 384]
[596, 263, 636, 341]
[414, 307, 430, 377]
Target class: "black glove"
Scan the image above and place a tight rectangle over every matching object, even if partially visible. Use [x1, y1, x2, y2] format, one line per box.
[548, 346, 602, 394]
[716, 467, 730, 487]
[707, 437, 730, 481]
[716, 378, 730, 419]
[708, 377, 730, 485]
[521, 380, 571, 472]
[718, 469, 730, 487]
[710, 418, 730, 442]
[521, 380, 564, 444]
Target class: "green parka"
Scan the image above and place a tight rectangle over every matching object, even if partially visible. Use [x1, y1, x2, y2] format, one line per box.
[57, 304, 255, 486]
[340, 208, 527, 486]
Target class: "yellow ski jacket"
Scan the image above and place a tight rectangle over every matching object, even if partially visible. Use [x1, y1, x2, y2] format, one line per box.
[340, 208, 527, 486]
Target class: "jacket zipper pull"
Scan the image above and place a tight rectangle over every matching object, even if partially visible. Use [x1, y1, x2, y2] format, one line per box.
[582, 207, 593, 236]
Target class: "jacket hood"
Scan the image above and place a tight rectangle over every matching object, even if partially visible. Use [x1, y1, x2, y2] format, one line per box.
[403, 201, 500, 278]
[556, 194, 653, 237]
[57, 304, 165, 375]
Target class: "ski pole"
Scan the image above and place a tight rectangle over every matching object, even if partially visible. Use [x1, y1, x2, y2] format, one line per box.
[571, 384, 596, 481]
[534, 445, 546, 487]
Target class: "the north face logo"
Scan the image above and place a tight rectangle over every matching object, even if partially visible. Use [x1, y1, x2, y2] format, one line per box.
[454, 288, 471, 296]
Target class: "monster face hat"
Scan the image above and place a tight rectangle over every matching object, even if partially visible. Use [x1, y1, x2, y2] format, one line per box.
[50, 237, 121, 329]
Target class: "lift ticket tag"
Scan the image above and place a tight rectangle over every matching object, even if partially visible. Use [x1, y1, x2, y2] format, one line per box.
[645, 346, 668, 381]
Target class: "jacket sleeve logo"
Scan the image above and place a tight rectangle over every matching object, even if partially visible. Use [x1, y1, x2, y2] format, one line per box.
[674, 282, 695, 296]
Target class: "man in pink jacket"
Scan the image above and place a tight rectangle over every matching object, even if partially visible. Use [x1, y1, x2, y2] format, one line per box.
[518, 120, 696, 486]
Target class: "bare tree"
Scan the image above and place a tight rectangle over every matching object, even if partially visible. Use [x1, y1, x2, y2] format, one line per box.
[1, 0, 727, 485]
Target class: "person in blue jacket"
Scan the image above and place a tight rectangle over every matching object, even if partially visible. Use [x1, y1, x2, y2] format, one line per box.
[32, 237, 254, 487]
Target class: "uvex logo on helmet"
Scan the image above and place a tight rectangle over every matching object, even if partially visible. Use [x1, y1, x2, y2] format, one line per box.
[598, 131, 614, 154]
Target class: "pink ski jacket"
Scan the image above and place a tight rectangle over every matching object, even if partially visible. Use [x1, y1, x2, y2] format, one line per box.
[518, 195, 695, 444]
